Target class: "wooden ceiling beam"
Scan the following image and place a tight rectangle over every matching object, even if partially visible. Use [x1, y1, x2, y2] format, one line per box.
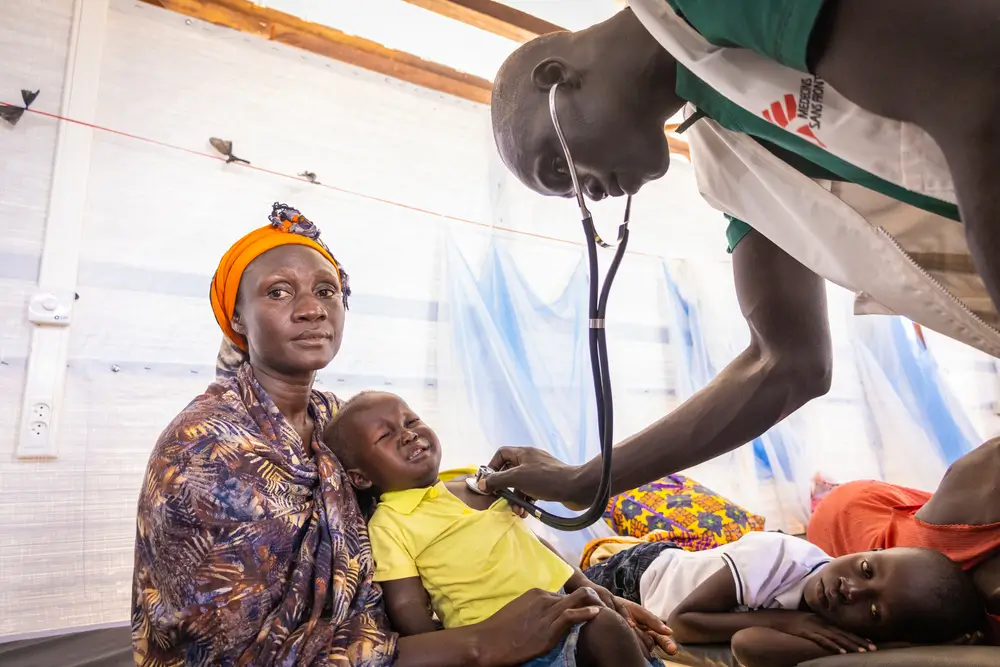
[400, 0, 564, 43]
[143, 0, 493, 103]
[400, 1, 689, 159]
[140, 0, 689, 160]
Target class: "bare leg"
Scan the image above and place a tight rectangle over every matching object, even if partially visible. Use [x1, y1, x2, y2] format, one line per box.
[915, 437, 1000, 527]
[811, 0, 1000, 312]
[576, 608, 649, 667]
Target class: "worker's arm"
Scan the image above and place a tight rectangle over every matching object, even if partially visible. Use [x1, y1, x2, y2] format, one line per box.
[667, 565, 870, 654]
[484, 229, 831, 506]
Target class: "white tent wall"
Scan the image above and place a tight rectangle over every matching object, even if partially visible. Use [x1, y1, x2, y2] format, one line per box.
[0, 0, 720, 638]
[2, 0, 998, 643]
[1, 0, 80, 640]
[923, 331, 1000, 439]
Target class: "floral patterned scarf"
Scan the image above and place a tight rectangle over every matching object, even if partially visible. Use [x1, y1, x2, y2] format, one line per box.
[132, 360, 397, 666]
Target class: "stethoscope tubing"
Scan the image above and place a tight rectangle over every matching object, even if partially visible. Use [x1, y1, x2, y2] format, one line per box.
[483, 84, 630, 530]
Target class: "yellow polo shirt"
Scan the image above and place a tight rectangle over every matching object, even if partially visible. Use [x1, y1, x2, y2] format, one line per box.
[368, 467, 574, 628]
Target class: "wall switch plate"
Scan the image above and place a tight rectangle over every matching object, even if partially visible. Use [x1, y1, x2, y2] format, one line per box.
[27, 291, 74, 326]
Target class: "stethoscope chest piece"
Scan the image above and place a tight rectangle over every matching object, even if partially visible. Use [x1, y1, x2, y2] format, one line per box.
[466, 466, 496, 496]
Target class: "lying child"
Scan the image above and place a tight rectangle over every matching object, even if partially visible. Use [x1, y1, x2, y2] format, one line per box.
[640, 530, 984, 667]
[324, 391, 672, 667]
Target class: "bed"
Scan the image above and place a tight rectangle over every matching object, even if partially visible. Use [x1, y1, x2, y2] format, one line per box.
[666, 642, 1000, 667]
[2, 627, 997, 667]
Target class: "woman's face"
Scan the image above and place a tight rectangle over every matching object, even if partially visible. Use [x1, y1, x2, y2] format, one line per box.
[233, 244, 346, 377]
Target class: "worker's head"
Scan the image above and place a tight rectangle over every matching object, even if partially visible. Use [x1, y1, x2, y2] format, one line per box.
[325, 391, 442, 495]
[491, 9, 684, 201]
[802, 547, 983, 643]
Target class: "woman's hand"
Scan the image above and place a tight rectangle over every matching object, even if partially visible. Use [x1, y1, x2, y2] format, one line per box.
[776, 613, 876, 654]
[472, 588, 603, 667]
[479, 447, 592, 511]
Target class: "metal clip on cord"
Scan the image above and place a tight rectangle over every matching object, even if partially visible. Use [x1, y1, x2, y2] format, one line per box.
[472, 84, 631, 530]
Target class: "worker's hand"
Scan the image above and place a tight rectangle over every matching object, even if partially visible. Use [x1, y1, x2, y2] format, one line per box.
[778, 613, 876, 654]
[472, 588, 602, 666]
[479, 446, 592, 511]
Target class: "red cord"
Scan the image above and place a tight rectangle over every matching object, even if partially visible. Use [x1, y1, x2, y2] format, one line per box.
[3, 102, 661, 256]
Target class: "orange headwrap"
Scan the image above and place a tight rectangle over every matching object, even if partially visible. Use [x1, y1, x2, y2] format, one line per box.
[210, 203, 349, 350]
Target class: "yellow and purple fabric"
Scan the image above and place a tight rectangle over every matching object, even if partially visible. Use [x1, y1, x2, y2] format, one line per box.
[603, 474, 765, 551]
[132, 364, 396, 666]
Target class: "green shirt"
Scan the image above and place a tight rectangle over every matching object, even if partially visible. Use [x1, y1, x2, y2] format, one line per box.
[662, 0, 960, 251]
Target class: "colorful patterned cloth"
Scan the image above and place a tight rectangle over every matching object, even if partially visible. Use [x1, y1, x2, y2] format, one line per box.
[603, 475, 765, 551]
[131, 362, 397, 667]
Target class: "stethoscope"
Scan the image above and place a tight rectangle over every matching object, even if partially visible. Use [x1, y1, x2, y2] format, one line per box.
[468, 83, 631, 531]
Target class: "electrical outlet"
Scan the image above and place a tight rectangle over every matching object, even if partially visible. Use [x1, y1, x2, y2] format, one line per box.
[16, 397, 56, 459]
[31, 402, 51, 421]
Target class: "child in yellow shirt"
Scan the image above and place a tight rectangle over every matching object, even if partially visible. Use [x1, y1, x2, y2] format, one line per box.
[324, 391, 673, 667]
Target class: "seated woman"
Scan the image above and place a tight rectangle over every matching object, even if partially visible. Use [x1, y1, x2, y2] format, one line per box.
[131, 204, 619, 667]
[807, 436, 1000, 642]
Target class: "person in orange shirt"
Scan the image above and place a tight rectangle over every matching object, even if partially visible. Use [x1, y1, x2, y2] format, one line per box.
[807, 437, 1000, 642]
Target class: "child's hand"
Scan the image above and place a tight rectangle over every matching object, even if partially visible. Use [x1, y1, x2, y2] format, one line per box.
[566, 583, 676, 657]
[575, 583, 631, 627]
[506, 491, 534, 518]
[874, 631, 983, 652]
[615, 597, 677, 657]
[950, 631, 985, 645]
[778, 613, 876, 654]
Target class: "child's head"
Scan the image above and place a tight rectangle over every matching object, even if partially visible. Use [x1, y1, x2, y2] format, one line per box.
[802, 547, 982, 643]
[324, 391, 442, 494]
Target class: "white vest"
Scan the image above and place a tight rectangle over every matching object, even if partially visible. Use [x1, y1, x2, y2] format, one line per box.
[630, 0, 1000, 358]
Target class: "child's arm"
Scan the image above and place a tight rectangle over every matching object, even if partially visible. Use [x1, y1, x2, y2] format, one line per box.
[731, 626, 835, 667]
[668, 563, 791, 643]
[668, 565, 873, 653]
[380, 577, 440, 637]
[368, 520, 438, 637]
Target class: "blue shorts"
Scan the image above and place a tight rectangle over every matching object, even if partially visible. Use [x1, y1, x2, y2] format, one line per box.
[520, 622, 666, 667]
[521, 623, 584, 667]
[583, 542, 680, 605]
